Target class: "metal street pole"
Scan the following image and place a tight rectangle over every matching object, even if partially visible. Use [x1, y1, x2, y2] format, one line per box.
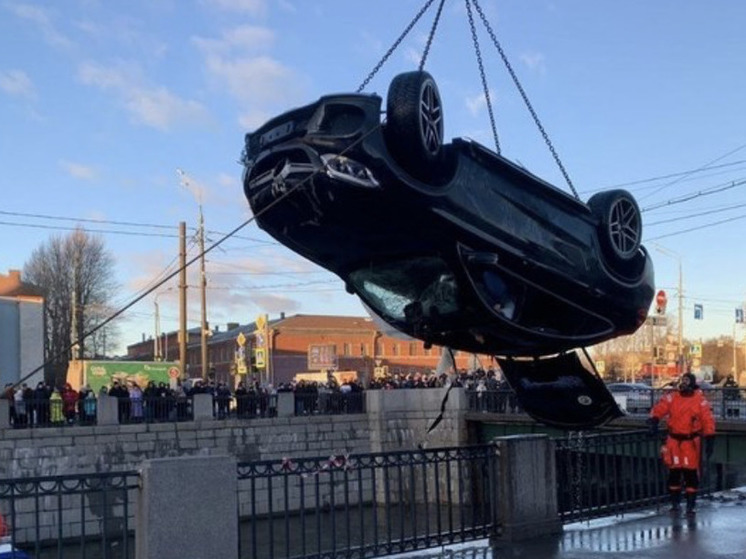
[179, 221, 187, 380]
[199, 206, 209, 380]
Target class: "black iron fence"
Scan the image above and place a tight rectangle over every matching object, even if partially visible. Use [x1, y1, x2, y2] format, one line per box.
[0, 431, 737, 559]
[0, 470, 138, 558]
[468, 387, 746, 420]
[236, 445, 497, 559]
[554, 429, 720, 523]
[9, 398, 98, 429]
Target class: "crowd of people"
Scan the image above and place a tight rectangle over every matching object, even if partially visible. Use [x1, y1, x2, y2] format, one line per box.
[2, 367, 519, 427]
[3, 381, 97, 427]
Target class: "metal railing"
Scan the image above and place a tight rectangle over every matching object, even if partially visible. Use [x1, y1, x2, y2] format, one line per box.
[8, 399, 98, 429]
[553, 429, 721, 523]
[236, 445, 497, 559]
[0, 470, 139, 558]
[467, 387, 746, 420]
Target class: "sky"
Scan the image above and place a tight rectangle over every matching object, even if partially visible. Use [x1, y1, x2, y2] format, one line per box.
[2, 0, 746, 356]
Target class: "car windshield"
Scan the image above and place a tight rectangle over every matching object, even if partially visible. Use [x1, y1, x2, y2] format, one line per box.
[349, 257, 460, 321]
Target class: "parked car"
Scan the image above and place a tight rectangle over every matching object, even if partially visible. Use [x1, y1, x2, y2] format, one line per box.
[241, 71, 656, 428]
[607, 382, 654, 414]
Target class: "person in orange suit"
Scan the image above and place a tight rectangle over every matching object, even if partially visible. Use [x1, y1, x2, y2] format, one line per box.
[649, 372, 716, 514]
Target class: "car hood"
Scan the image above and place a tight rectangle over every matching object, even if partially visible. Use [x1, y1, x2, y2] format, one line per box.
[497, 352, 624, 429]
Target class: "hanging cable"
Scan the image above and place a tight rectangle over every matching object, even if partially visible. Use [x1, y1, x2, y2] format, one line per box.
[419, 0, 447, 71]
[465, 0, 500, 154]
[357, 0, 437, 93]
[472, 0, 578, 198]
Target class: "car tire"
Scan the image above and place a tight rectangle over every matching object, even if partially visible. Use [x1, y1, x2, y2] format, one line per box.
[588, 189, 642, 265]
[385, 71, 444, 180]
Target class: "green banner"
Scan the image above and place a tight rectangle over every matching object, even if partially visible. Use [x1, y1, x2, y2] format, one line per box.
[83, 361, 180, 393]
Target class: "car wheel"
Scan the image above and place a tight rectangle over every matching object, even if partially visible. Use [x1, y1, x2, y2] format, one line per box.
[588, 189, 642, 264]
[385, 71, 444, 180]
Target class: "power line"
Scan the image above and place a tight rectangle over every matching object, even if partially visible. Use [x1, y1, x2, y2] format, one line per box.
[0, 210, 278, 245]
[647, 213, 746, 241]
[0, 220, 179, 238]
[646, 201, 746, 227]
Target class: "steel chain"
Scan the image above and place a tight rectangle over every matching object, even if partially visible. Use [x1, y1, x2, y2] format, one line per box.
[472, 0, 578, 199]
[465, 0, 500, 154]
[357, 0, 437, 93]
[419, 0, 447, 71]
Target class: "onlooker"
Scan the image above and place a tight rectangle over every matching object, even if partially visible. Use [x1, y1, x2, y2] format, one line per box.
[61, 383, 78, 424]
[50, 388, 64, 425]
[129, 383, 144, 422]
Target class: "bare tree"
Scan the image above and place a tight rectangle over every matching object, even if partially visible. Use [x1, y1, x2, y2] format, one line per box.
[24, 228, 119, 385]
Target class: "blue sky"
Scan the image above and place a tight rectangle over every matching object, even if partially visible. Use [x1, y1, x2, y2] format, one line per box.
[2, 0, 746, 355]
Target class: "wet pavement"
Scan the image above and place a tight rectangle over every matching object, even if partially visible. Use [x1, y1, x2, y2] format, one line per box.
[393, 487, 746, 559]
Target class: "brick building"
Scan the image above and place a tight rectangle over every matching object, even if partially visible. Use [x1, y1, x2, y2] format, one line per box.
[126, 313, 494, 387]
[0, 269, 45, 386]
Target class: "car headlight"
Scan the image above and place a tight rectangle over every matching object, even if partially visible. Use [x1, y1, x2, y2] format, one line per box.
[321, 154, 380, 188]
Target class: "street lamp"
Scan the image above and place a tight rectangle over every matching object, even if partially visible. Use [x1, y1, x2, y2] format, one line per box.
[154, 288, 175, 361]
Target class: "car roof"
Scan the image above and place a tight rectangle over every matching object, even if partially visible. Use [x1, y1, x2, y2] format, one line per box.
[606, 382, 651, 389]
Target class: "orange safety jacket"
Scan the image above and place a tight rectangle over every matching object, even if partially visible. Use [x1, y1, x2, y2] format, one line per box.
[651, 389, 715, 470]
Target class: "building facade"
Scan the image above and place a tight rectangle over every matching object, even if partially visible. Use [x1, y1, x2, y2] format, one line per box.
[126, 313, 495, 387]
[0, 270, 45, 386]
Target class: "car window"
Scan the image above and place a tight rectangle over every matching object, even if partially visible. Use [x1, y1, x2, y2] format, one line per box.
[349, 257, 460, 321]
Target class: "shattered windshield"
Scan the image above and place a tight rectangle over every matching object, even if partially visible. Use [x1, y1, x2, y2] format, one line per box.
[349, 257, 459, 321]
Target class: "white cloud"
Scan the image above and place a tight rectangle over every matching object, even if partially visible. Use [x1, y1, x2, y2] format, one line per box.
[77, 61, 208, 131]
[192, 25, 275, 55]
[5, 3, 73, 49]
[60, 160, 97, 181]
[465, 89, 496, 117]
[124, 86, 208, 131]
[249, 293, 301, 314]
[202, 0, 267, 16]
[193, 23, 306, 116]
[404, 47, 422, 66]
[520, 51, 546, 73]
[0, 69, 36, 99]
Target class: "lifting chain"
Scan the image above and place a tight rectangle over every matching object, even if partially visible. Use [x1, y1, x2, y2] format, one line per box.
[472, 0, 578, 199]
[465, 0, 501, 155]
[357, 0, 438, 93]
[419, 0, 447, 71]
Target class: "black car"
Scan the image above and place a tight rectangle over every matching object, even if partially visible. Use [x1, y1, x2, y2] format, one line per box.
[241, 71, 655, 428]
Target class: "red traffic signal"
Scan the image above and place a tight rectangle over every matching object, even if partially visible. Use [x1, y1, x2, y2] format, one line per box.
[655, 290, 667, 314]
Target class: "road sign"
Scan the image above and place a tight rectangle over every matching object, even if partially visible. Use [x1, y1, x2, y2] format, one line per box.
[655, 290, 667, 314]
[236, 332, 246, 347]
[254, 348, 266, 369]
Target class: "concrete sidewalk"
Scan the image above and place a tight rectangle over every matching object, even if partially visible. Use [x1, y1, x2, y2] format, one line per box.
[395, 488, 746, 559]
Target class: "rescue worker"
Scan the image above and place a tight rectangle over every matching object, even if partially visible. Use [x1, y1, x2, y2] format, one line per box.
[648, 372, 715, 514]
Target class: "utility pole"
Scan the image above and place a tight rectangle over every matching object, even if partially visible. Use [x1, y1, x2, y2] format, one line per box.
[677, 259, 683, 372]
[199, 206, 209, 380]
[154, 298, 161, 361]
[179, 221, 187, 380]
[177, 168, 210, 380]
